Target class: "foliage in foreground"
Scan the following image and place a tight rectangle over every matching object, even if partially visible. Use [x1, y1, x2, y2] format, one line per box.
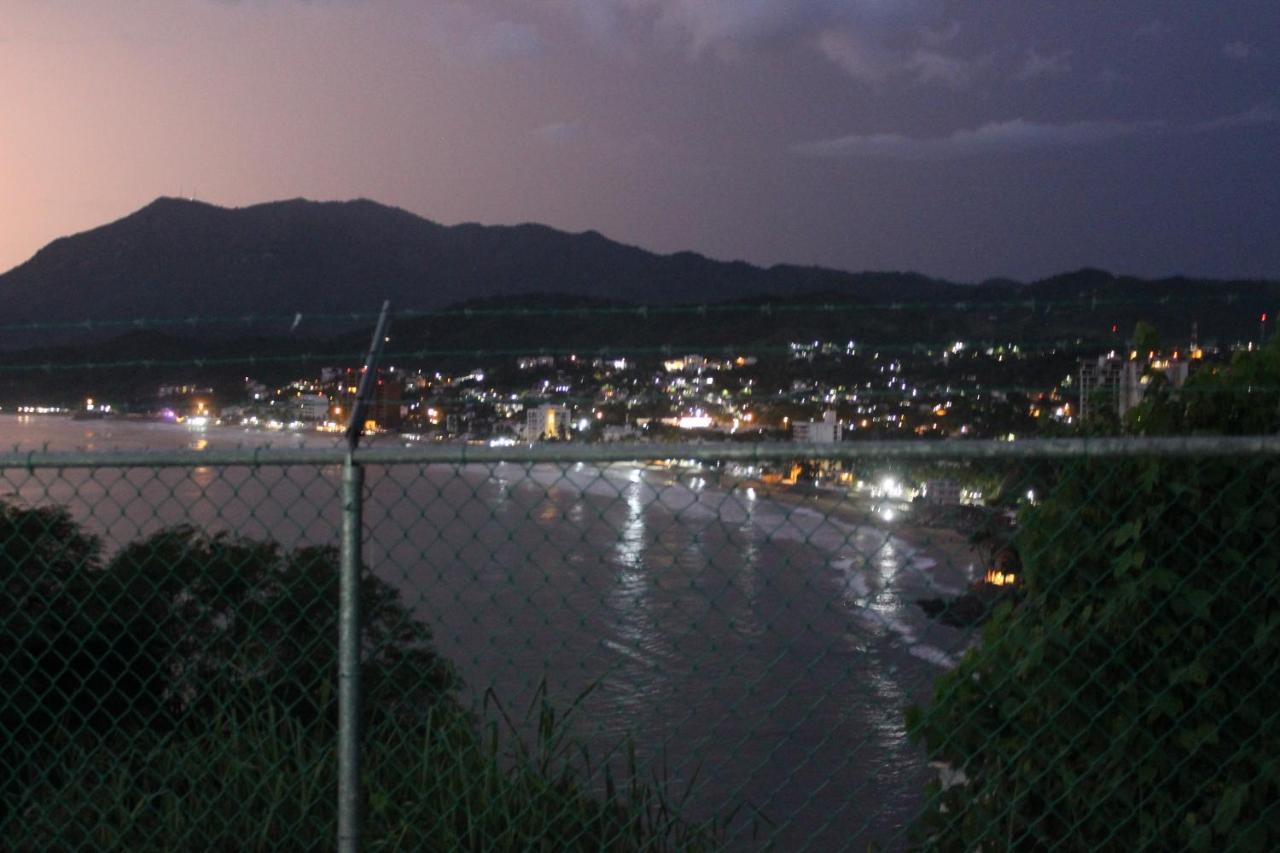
[8, 686, 725, 851]
[907, 340, 1280, 851]
[1, 512, 722, 850]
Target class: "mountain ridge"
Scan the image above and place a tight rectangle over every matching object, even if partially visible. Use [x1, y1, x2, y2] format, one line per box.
[1, 198, 1275, 347]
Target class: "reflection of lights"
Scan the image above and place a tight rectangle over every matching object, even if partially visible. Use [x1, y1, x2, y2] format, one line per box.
[880, 507, 896, 522]
[877, 477, 903, 499]
[745, 487, 757, 500]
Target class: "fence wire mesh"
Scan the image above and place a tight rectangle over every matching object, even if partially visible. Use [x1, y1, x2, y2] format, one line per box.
[1, 439, 1277, 851]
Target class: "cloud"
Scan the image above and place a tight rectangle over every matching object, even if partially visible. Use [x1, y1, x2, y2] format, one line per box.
[617, 0, 926, 52]
[562, 1, 984, 88]
[794, 117, 1150, 160]
[905, 48, 987, 89]
[817, 30, 984, 89]
[794, 106, 1278, 160]
[1013, 47, 1071, 82]
[920, 21, 960, 48]
[1223, 41, 1257, 61]
[1189, 104, 1277, 132]
[815, 31, 896, 83]
[416, 5, 541, 64]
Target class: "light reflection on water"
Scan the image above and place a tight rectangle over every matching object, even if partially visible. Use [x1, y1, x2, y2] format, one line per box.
[0, 416, 969, 850]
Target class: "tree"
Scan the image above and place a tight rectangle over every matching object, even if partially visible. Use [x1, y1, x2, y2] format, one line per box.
[1, 514, 460, 812]
[1133, 320, 1161, 355]
[3, 512, 722, 849]
[103, 526, 458, 725]
[906, 337, 1280, 850]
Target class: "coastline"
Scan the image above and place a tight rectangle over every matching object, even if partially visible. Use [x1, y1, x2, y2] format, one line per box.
[721, 474, 981, 586]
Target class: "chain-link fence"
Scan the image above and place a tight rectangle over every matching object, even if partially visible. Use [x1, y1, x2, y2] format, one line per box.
[2, 437, 1277, 851]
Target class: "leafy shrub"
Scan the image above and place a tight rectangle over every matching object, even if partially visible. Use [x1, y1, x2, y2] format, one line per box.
[906, 339, 1280, 850]
[2, 509, 721, 849]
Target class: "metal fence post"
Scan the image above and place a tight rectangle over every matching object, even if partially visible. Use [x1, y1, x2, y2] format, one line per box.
[337, 300, 392, 853]
[338, 453, 364, 853]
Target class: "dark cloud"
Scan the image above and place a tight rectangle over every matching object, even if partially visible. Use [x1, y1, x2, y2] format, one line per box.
[794, 107, 1276, 160]
[1013, 47, 1072, 82]
[794, 118, 1153, 160]
[6, 1, 1280, 280]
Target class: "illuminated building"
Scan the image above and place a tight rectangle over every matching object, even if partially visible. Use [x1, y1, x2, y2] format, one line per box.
[291, 394, 331, 423]
[332, 368, 403, 430]
[793, 410, 842, 443]
[525, 404, 570, 441]
[1079, 354, 1190, 420]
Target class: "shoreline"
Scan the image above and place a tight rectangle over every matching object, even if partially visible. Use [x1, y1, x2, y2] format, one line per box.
[717, 473, 981, 587]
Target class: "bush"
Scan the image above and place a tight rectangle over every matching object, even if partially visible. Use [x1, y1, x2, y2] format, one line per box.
[906, 339, 1280, 850]
[2, 508, 722, 849]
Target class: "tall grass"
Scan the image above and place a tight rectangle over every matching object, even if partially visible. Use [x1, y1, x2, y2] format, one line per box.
[4, 682, 737, 851]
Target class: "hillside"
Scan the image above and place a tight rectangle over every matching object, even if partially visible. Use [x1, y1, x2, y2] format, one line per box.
[0, 197, 1275, 356]
[0, 197, 954, 338]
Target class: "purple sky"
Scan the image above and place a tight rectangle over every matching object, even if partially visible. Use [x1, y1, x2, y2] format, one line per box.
[3, 1, 1278, 281]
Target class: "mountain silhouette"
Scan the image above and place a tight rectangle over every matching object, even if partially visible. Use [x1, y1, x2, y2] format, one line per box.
[0, 197, 949, 329]
[0, 197, 1274, 346]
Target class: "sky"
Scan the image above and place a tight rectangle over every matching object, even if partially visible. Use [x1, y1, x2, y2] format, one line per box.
[2, 0, 1278, 282]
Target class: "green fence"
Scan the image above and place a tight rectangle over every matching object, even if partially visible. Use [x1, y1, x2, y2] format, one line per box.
[2, 437, 1278, 851]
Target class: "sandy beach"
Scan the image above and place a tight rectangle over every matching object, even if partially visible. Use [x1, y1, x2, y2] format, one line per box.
[721, 474, 982, 586]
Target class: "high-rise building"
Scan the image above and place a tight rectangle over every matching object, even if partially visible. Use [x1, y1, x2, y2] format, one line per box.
[525, 404, 570, 441]
[1080, 354, 1190, 420]
[331, 368, 403, 430]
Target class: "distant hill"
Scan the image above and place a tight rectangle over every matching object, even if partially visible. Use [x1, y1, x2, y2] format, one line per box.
[0, 197, 1275, 350]
[0, 197, 951, 337]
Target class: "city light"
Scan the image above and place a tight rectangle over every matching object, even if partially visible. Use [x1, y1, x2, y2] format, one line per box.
[677, 414, 714, 430]
[878, 477, 903, 499]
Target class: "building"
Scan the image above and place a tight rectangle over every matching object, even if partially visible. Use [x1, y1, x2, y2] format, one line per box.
[1080, 354, 1191, 420]
[525, 404, 570, 441]
[291, 394, 331, 423]
[602, 424, 638, 442]
[793, 410, 842, 443]
[331, 369, 403, 431]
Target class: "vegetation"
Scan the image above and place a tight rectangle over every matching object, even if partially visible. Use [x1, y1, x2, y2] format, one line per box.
[906, 336, 1280, 850]
[1, 510, 722, 850]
